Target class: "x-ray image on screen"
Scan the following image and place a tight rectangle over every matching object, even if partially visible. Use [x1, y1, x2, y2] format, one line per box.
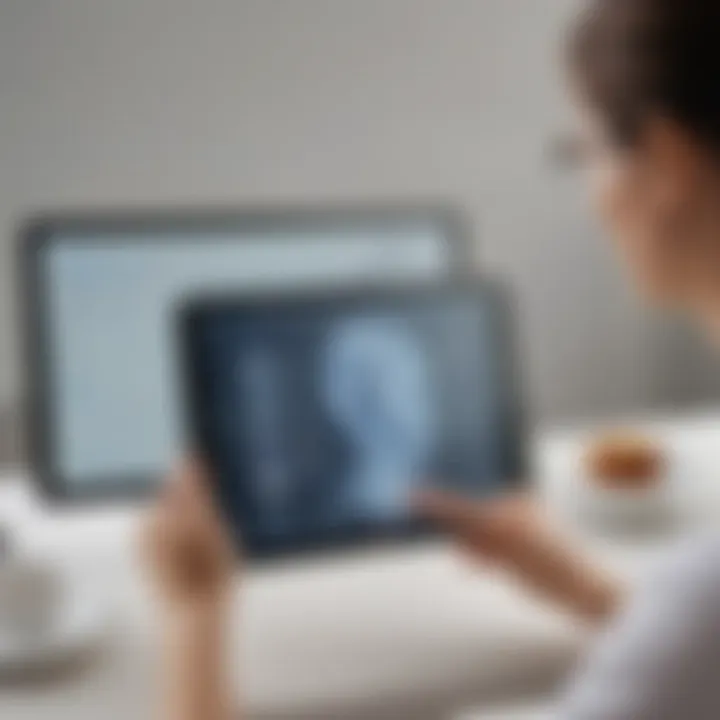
[237, 347, 291, 534]
[321, 317, 435, 519]
[188, 287, 522, 556]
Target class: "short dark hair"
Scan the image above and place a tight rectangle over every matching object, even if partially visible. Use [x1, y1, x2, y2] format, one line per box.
[569, 0, 720, 153]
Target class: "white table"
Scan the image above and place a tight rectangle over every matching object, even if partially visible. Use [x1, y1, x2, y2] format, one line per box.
[1, 412, 719, 720]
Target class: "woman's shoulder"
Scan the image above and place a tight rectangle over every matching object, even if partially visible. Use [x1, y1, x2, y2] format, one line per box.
[559, 534, 720, 718]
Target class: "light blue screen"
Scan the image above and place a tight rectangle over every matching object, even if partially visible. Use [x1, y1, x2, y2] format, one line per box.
[42, 227, 450, 487]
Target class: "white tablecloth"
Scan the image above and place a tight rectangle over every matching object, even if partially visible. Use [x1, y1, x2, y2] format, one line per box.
[1, 412, 719, 720]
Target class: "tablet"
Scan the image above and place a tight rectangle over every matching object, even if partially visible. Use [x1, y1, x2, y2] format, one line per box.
[181, 281, 526, 558]
[20, 204, 470, 502]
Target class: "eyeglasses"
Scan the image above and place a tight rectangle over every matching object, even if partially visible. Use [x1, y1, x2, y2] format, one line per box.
[548, 132, 592, 170]
[549, 126, 633, 171]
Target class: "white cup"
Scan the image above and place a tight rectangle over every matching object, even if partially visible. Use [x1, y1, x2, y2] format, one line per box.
[0, 561, 63, 647]
[574, 472, 679, 536]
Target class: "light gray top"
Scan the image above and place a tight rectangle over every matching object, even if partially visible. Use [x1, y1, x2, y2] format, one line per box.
[560, 535, 720, 719]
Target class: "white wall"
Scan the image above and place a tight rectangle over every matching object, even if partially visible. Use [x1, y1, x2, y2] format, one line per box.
[0, 0, 658, 420]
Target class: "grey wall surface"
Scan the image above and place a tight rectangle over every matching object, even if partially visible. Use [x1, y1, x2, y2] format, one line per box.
[0, 0, 699, 425]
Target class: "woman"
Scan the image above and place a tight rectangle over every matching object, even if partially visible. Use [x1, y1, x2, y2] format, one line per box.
[143, 0, 720, 717]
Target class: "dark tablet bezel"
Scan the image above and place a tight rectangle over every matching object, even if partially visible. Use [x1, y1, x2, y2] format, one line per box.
[19, 202, 473, 503]
[180, 278, 528, 559]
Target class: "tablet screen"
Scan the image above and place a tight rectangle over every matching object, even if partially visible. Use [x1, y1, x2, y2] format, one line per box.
[25, 208, 466, 500]
[183, 283, 524, 557]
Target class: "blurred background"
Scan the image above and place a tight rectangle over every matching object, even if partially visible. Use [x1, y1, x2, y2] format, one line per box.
[3, 3, 720, 720]
[2, 0, 720, 469]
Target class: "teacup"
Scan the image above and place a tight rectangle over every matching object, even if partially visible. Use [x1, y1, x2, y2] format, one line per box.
[0, 560, 63, 647]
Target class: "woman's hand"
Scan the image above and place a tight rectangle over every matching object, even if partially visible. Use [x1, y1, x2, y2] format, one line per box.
[415, 490, 623, 624]
[141, 458, 236, 720]
[142, 457, 235, 615]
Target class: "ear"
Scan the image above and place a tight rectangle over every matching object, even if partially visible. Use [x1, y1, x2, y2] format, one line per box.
[642, 117, 708, 208]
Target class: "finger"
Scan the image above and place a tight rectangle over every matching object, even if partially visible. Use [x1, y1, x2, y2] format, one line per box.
[173, 458, 230, 543]
[165, 457, 210, 513]
[412, 489, 486, 536]
[157, 459, 194, 517]
[180, 456, 218, 505]
[173, 456, 203, 490]
[454, 538, 496, 568]
[139, 504, 176, 568]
